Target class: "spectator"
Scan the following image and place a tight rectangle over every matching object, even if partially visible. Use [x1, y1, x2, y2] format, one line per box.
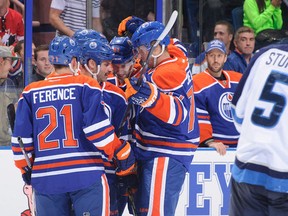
[11, 35, 135, 215]
[244, 0, 287, 49]
[193, 40, 242, 155]
[49, 0, 103, 37]
[0, 45, 19, 146]
[31, 44, 53, 82]
[230, 42, 288, 216]
[126, 21, 200, 215]
[226, 26, 256, 73]
[9, 0, 40, 27]
[244, 0, 283, 34]
[192, 20, 234, 75]
[0, 0, 24, 48]
[9, 40, 36, 90]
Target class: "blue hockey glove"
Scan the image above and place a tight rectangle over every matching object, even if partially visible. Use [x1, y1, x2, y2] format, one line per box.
[118, 16, 145, 36]
[125, 77, 159, 108]
[114, 140, 136, 176]
[22, 166, 32, 185]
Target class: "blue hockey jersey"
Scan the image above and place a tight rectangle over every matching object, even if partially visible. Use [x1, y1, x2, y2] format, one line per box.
[193, 70, 242, 146]
[11, 72, 122, 194]
[131, 44, 200, 170]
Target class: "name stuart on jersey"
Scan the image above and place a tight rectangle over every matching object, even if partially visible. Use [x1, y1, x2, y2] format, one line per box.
[266, 51, 288, 68]
[33, 88, 76, 103]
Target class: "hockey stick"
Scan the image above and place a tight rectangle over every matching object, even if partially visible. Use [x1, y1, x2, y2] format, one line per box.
[7, 104, 35, 215]
[7, 103, 15, 133]
[117, 10, 179, 137]
[136, 10, 178, 85]
[7, 103, 32, 168]
[18, 136, 32, 169]
[19, 136, 35, 216]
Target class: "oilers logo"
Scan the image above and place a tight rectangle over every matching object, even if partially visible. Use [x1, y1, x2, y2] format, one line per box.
[218, 92, 234, 122]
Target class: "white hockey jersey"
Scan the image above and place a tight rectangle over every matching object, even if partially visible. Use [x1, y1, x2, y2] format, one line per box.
[231, 43, 288, 193]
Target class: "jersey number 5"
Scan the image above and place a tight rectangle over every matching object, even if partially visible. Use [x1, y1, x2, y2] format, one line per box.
[36, 105, 78, 151]
[251, 71, 288, 127]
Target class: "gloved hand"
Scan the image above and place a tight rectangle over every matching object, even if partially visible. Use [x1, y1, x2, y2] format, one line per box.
[118, 16, 145, 36]
[124, 77, 159, 108]
[118, 174, 138, 196]
[114, 140, 136, 176]
[22, 166, 32, 185]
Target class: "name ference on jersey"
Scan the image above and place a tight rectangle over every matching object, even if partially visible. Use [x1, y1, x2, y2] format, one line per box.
[33, 88, 76, 104]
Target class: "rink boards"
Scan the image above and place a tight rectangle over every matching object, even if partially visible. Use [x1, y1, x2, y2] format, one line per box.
[0, 147, 235, 216]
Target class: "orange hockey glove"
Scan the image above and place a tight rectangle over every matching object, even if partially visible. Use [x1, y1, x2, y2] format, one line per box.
[118, 16, 145, 36]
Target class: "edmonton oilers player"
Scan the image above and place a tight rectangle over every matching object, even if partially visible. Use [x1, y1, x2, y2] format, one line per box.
[11, 35, 135, 216]
[110, 36, 142, 90]
[193, 39, 242, 155]
[125, 21, 200, 215]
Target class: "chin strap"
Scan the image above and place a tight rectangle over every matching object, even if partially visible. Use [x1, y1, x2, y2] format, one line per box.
[151, 44, 165, 68]
[83, 64, 101, 80]
[84, 64, 97, 79]
[69, 62, 80, 75]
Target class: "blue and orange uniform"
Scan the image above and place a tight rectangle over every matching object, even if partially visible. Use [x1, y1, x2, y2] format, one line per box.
[193, 70, 242, 147]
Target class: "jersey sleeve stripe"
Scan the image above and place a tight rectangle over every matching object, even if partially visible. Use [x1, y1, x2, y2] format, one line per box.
[135, 133, 198, 149]
[86, 126, 114, 142]
[33, 158, 103, 170]
[83, 118, 111, 134]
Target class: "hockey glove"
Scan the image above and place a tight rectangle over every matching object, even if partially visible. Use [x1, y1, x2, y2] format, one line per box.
[125, 77, 159, 108]
[22, 166, 32, 185]
[118, 16, 145, 36]
[114, 140, 136, 176]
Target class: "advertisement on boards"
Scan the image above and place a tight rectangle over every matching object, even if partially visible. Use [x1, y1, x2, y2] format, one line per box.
[0, 148, 235, 216]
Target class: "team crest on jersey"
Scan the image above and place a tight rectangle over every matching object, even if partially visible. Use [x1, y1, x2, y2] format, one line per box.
[89, 41, 97, 49]
[218, 92, 234, 122]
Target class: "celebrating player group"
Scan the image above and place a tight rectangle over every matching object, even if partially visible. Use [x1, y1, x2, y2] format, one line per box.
[11, 12, 200, 216]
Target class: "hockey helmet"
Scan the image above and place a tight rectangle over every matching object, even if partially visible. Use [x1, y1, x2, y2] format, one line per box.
[131, 21, 170, 50]
[73, 29, 109, 45]
[49, 36, 77, 66]
[110, 36, 134, 64]
[80, 39, 114, 65]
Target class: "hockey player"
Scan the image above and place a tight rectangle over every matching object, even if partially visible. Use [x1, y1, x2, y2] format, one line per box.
[125, 21, 200, 216]
[110, 36, 141, 90]
[77, 38, 135, 216]
[11, 36, 135, 216]
[193, 40, 242, 155]
[230, 42, 288, 215]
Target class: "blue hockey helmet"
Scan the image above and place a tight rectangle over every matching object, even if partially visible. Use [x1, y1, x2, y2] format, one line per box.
[110, 36, 134, 64]
[80, 39, 114, 65]
[72, 29, 109, 45]
[131, 21, 170, 50]
[49, 36, 77, 66]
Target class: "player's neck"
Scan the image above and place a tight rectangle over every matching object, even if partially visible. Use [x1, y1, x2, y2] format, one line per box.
[55, 67, 73, 75]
